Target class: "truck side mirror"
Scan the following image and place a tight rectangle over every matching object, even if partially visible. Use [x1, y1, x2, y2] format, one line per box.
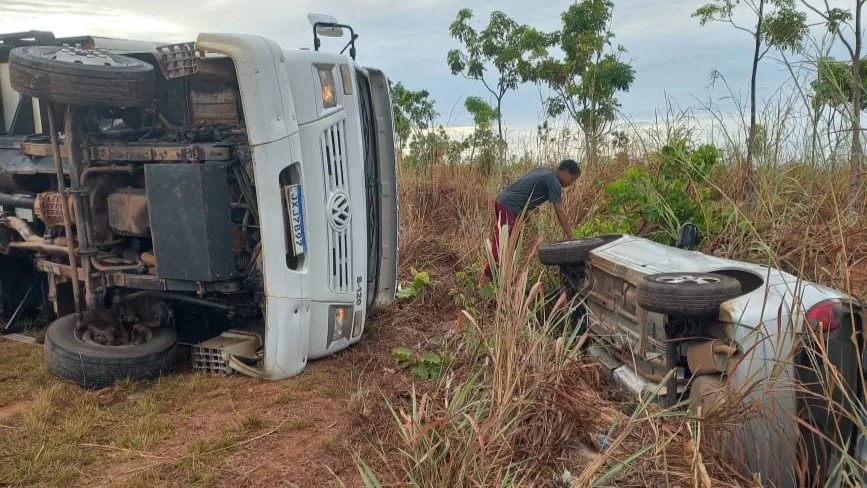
[308, 13, 344, 37]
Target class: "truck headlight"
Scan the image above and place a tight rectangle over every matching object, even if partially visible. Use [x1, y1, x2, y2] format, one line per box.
[318, 67, 337, 108]
[329, 305, 352, 343]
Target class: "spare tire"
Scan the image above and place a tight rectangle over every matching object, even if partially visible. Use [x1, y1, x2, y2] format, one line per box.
[44, 313, 177, 388]
[637, 272, 741, 317]
[9, 46, 154, 108]
[538, 234, 622, 266]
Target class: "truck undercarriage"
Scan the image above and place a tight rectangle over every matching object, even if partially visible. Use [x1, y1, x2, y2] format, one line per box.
[0, 32, 277, 385]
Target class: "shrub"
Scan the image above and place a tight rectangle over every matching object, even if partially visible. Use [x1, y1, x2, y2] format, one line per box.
[594, 139, 729, 244]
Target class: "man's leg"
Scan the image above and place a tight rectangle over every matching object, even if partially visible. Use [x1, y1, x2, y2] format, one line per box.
[482, 210, 501, 282]
[482, 205, 515, 283]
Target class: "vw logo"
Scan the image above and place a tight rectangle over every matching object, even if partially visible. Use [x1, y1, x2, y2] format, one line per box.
[328, 191, 352, 231]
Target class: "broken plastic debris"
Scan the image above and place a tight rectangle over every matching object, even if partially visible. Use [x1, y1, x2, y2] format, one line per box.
[594, 432, 613, 450]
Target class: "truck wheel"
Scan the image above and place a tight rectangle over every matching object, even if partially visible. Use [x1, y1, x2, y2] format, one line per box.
[44, 314, 177, 388]
[9, 46, 154, 108]
[637, 272, 741, 317]
[538, 234, 621, 266]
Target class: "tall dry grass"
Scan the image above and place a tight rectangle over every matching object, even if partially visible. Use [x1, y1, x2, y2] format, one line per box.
[358, 170, 777, 486]
[369, 92, 867, 486]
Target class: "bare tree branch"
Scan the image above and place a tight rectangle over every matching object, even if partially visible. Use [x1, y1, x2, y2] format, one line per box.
[801, 0, 857, 57]
[728, 18, 759, 35]
[801, 0, 829, 20]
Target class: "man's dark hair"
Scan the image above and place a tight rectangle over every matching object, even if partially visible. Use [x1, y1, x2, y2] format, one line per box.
[558, 159, 581, 176]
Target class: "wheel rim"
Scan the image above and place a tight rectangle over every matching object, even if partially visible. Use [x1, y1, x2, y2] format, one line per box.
[77, 327, 141, 348]
[75, 314, 158, 348]
[655, 275, 721, 285]
[42, 46, 138, 68]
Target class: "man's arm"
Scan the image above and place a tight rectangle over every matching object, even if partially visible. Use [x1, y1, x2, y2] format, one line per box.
[553, 202, 572, 239]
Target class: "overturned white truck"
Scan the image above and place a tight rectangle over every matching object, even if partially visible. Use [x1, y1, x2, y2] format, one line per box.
[0, 16, 398, 386]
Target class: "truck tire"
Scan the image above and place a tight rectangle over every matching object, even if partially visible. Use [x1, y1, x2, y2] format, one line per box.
[44, 313, 177, 388]
[538, 234, 621, 266]
[9, 46, 154, 108]
[637, 272, 741, 317]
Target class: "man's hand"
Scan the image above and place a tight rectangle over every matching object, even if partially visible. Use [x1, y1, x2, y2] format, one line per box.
[553, 203, 572, 240]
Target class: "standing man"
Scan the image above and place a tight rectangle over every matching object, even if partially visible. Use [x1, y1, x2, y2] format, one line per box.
[482, 159, 581, 282]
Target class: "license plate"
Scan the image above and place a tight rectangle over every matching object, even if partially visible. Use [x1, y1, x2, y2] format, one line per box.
[285, 184, 306, 256]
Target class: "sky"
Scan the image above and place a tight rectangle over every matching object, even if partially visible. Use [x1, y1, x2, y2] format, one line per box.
[0, 0, 857, 140]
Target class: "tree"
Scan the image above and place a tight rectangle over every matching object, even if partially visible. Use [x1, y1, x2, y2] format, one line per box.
[390, 81, 438, 154]
[813, 57, 867, 112]
[406, 127, 463, 169]
[447, 9, 526, 163]
[802, 1, 866, 210]
[693, 0, 807, 205]
[463, 96, 499, 174]
[520, 0, 635, 167]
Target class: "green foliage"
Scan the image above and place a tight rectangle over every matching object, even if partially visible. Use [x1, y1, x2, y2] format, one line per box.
[813, 56, 867, 112]
[518, 0, 635, 166]
[597, 139, 727, 244]
[404, 126, 463, 169]
[390, 347, 444, 380]
[762, 4, 808, 52]
[447, 9, 529, 149]
[692, 0, 807, 55]
[464, 96, 498, 130]
[452, 266, 486, 319]
[824, 7, 853, 35]
[396, 268, 431, 301]
[463, 96, 501, 174]
[390, 82, 438, 153]
[390, 347, 414, 368]
[572, 217, 634, 239]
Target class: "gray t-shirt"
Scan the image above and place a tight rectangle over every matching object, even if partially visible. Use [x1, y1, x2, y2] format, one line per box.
[495, 167, 562, 215]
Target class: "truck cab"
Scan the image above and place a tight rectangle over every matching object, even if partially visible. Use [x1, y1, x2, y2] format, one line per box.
[0, 19, 398, 385]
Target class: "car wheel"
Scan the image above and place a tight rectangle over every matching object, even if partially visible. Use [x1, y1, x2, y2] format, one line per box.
[9, 46, 154, 108]
[636, 272, 741, 317]
[538, 234, 622, 266]
[44, 313, 178, 389]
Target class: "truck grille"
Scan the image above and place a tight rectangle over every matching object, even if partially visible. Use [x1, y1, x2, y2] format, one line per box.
[321, 120, 353, 293]
[323, 120, 348, 192]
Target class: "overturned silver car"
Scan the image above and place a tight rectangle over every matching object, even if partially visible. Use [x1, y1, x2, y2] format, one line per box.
[538, 231, 866, 488]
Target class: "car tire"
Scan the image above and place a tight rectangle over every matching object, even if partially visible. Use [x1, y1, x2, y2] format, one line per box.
[9, 46, 155, 108]
[44, 313, 178, 388]
[637, 272, 741, 317]
[537, 234, 622, 266]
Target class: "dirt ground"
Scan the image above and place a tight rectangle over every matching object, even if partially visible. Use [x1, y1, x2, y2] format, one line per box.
[0, 175, 479, 488]
[0, 297, 455, 487]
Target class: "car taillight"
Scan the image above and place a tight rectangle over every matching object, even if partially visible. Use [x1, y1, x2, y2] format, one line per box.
[805, 299, 843, 332]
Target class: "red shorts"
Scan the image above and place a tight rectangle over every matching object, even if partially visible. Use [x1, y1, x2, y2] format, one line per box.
[483, 202, 518, 280]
